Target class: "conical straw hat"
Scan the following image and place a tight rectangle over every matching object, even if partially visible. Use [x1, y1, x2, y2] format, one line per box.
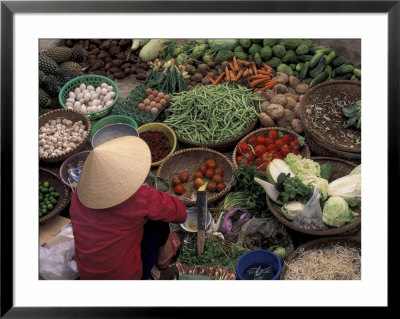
[77, 136, 151, 209]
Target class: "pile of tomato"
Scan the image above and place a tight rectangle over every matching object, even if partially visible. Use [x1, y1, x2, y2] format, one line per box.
[172, 158, 226, 195]
[235, 129, 302, 171]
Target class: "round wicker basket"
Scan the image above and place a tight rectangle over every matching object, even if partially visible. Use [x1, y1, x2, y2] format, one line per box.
[299, 80, 361, 160]
[39, 168, 70, 223]
[232, 126, 311, 168]
[156, 147, 234, 206]
[266, 156, 361, 236]
[39, 109, 92, 163]
[280, 236, 361, 280]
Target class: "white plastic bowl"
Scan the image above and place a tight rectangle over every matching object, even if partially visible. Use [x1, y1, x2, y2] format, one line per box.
[180, 207, 212, 233]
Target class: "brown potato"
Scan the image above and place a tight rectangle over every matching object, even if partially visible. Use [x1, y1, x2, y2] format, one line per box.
[270, 94, 287, 106]
[263, 89, 275, 101]
[284, 92, 300, 101]
[284, 109, 296, 122]
[287, 86, 296, 94]
[288, 76, 300, 89]
[285, 97, 297, 111]
[291, 118, 304, 134]
[265, 104, 285, 120]
[273, 83, 288, 94]
[299, 94, 305, 102]
[294, 102, 302, 118]
[276, 117, 291, 128]
[274, 72, 289, 84]
[259, 112, 275, 127]
[260, 100, 270, 113]
[295, 83, 310, 95]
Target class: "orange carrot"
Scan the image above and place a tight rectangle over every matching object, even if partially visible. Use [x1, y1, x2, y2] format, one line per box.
[262, 63, 273, 72]
[214, 72, 226, 85]
[237, 58, 246, 64]
[243, 61, 251, 68]
[225, 66, 231, 81]
[257, 69, 270, 75]
[243, 68, 250, 77]
[249, 77, 269, 88]
[229, 62, 235, 71]
[235, 69, 244, 81]
[233, 56, 240, 72]
[248, 68, 254, 76]
[206, 74, 215, 84]
[250, 74, 270, 80]
[229, 70, 235, 81]
[252, 63, 258, 75]
[259, 80, 278, 91]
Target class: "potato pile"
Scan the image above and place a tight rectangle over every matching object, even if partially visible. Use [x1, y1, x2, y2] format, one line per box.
[64, 83, 116, 113]
[183, 59, 226, 90]
[256, 72, 310, 134]
[39, 118, 88, 158]
[64, 39, 150, 80]
[137, 88, 170, 115]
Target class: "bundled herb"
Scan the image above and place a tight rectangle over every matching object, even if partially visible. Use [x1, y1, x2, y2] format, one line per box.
[279, 176, 315, 203]
[343, 100, 361, 129]
[228, 165, 271, 217]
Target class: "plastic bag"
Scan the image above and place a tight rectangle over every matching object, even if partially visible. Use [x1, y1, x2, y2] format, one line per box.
[236, 217, 294, 259]
[293, 187, 328, 231]
[39, 225, 79, 280]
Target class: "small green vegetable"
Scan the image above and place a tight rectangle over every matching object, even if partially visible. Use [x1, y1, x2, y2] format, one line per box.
[279, 176, 315, 204]
[320, 164, 332, 180]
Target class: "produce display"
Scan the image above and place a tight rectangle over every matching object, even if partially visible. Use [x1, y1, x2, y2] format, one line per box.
[39, 118, 88, 158]
[282, 244, 361, 280]
[38, 38, 362, 281]
[64, 82, 116, 113]
[164, 82, 260, 144]
[39, 180, 60, 217]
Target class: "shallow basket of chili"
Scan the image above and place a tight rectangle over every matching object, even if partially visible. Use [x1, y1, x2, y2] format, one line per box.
[138, 123, 177, 167]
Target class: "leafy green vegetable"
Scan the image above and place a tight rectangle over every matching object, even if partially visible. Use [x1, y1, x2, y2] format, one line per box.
[230, 165, 271, 217]
[279, 176, 314, 203]
[327, 173, 361, 207]
[320, 163, 332, 180]
[343, 100, 361, 129]
[281, 201, 305, 220]
[322, 196, 359, 227]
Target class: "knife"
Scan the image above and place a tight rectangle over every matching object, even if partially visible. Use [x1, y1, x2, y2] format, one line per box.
[196, 182, 208, 256]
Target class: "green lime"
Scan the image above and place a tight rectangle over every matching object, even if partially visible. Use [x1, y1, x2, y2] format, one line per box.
[43, 181, 49, 188]
[50, 198, 57, 204]
[53, 192, 59, 198]
[42, 187, 49, 193]
[47, 204, 53, 210]
[49, 187, 54, 192]
[41, 208, 47, 214]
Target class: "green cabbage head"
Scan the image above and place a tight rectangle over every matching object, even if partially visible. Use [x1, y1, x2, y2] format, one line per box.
[322, 196, 359, 227]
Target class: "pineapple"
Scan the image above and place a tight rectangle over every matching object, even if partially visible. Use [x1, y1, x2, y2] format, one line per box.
[39, 88, 52, 108]
[59, 61, 84, 76]
[39, 55, 59, 75]
[55, 68, 73, 86]
[41, 45, 86, 64]
[41, 75, 62, 98]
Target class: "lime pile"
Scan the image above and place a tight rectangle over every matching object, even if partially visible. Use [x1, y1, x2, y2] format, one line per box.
[39, 180, 59, 218]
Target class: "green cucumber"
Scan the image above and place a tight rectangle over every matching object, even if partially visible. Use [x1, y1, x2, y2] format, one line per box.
[298, 55, 313, 62]
[308, 51, 324, 69]
[310, 45, 326, 54]
[289, 55, 299, 63]
[332, 73, 353, 80]
[310, 71, 330, 87]
[353, 67, 361, 77]
[324, 50, 337, 65]
[331, 56, 346, 67]
[351, 75, 360, 82]
[301, 78, 313, 84]
[324, 64, 332, 81]
[296, 62, 304, 72]
[299, 61, 309, 80]
[309, 56, 326, 78]
[334, 64, 354, 75]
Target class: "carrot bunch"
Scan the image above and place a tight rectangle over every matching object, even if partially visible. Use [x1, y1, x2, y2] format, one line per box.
[207, 57, 278, 91]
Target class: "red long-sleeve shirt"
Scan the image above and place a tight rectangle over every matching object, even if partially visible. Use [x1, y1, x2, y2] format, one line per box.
[69, 185, 187, 280]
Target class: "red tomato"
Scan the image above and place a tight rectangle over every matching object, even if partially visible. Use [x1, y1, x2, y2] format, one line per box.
[266, 143, 278, 153]
[198, 164, 207, 174]
[236, 155, 246, 165]
[267, 129, 279, 140]
[272, 151, 282, 159]
[275, 138, 287, 150]
[261, 161, 270, 171]
[206, 159, 216, 169]
[247, 136, 258, 147]
[212, 174, 223, 184]
[215, 168, 224, 176]
[289, 140, 301, 150]
[256, 136, 267, 145]
[280, 146, 292, 158]
[292, 150, 300, 155]
[216, 182, 226, 192]
[265, 137, 275, 145]
[260, 152, 272, 163]
[179, 172, 190, 182]
[281, 133, 293, 144]
[193, 171, 203, 179]
[254, 144, 267, 157]
[237, 142, 250, 155]
[205, 168, 215, 179]
[173, 184, 185, 194]
[254, 157, 263, 166]
[243, 151, 255, 161]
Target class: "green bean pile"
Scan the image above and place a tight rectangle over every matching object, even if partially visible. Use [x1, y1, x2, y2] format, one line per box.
[164, 83, 261, 144]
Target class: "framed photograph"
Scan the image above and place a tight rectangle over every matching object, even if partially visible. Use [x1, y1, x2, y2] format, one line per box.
[1, 0, 395, 317]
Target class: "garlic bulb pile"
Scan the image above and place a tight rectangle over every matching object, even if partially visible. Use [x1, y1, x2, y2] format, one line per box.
[39, 118, 88, 158]
[64, 83, 116, 113]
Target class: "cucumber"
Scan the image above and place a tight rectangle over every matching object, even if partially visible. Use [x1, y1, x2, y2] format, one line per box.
[299, 61, 309, 80]
[309, 56, 326, 78]
[324, 64, 332, 81]
[310, 71, 330, 87]
[296, 62, 304, 72]
[324, 50, 337, 65]
[308, 51, 324, 69]
[301, 78, 313, 84]
[316, 48, 331, 55]
[332, 73, 353, 80]
[350, 75, 360, 82]
[298, 55, 313, 62]
[289, 55, 299, 63]
[331, 56, 346, 67]
[309, 45, 326, 54]
[353, 67, 361, 77]
[334, 64, 354, 75]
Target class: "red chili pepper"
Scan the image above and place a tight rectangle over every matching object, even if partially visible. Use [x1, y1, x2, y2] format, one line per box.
[140, 130, 171, 162]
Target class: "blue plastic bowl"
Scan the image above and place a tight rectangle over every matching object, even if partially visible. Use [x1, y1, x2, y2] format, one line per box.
[236, 249, 282, 280]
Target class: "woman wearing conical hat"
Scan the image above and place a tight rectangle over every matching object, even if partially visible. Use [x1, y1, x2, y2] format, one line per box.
[69, 136, 187, 280]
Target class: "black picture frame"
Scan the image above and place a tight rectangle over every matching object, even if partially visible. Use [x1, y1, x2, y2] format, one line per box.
[1, 1, 395, 317]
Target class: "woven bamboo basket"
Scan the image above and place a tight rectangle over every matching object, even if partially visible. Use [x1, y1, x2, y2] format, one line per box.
[156, 147, 234, 206]
[280, 236, 361, 280]
[266, 156, 361, 236]
[39, 109, 92, 163]
[39, 168, 70, 223]
[232, 126, 311, 168]
[299, 80, 361, 161]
